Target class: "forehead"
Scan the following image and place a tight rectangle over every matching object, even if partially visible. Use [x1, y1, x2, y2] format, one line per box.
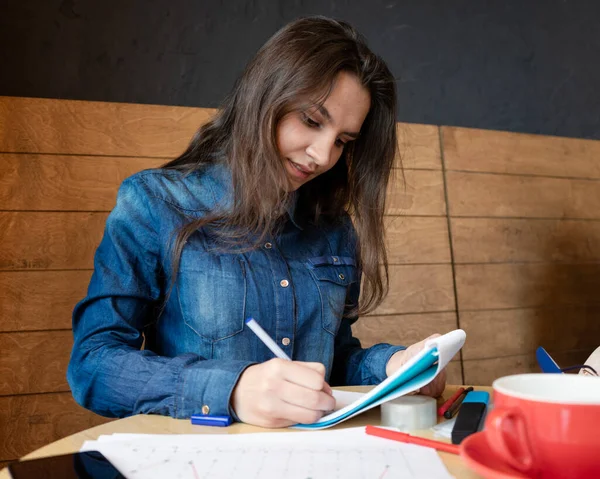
[320, 72, 371, 129]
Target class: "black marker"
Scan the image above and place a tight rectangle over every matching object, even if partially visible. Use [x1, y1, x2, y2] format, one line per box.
[444, 386, 473, 419]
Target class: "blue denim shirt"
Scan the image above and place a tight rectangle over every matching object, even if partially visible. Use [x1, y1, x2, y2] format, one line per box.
[67, 164, 404, 419]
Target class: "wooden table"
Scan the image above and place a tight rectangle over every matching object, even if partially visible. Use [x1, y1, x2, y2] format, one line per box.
[1, 385, 488, 478]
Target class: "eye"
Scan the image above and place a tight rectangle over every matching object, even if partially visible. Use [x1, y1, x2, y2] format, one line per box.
[335, 138, 347, 148]
[301, 113, 320, 128]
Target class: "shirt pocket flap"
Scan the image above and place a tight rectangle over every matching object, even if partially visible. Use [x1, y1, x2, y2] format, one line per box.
[307, 255, 357, 286]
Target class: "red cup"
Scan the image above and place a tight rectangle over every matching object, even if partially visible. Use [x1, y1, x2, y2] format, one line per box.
[485, 374, 600, 479]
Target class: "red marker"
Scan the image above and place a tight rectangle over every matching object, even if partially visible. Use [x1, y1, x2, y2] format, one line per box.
[437, 387, 465, 416]
[365, 425, 460, 455]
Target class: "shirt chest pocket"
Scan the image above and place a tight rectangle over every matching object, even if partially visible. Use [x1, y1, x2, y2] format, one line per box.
[177, 250, 247, 342]
[307, 256, 358, 335]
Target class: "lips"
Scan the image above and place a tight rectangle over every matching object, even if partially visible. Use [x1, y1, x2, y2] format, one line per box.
[287, 159, 315, 179]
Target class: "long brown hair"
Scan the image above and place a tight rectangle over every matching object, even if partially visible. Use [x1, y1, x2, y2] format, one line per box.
[164, 16, 398, 315]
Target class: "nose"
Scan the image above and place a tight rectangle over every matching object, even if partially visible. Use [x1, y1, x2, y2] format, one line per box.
[305, 135, 336, 170]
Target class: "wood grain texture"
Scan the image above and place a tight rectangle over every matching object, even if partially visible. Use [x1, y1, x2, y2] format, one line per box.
[352, 312, 458, 348]
[451, 218, 600, 263]
[445, 361, 463, 386]
[446, 171, 600, 219]
[0, 271, 91, 332]
[463, 349, 595, 386]
[396, 123, 441, 170]
[371, 265, 455, 315]
[460, 307, 600, 360]
[442, 126, 600, 179]
[0, 96, 215, 157]
[455, 263, 600, 310]
[0, 212, 108, 270]
[386, 169, 446, 216]
[0, 154, 164, 211]
[0, 331, 72, 395]
[384, 216, 451, 264]
[0, 392, 112, 461]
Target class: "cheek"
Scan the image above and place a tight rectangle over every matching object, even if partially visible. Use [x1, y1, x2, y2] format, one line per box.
[277, 118, 308, 155]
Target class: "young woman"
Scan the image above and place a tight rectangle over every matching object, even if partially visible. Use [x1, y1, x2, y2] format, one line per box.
[67, 16, 446, 428]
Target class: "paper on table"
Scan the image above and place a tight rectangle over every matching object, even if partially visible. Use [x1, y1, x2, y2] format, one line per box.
[332, 390, 365, 410]
[81, 427, 454, 479]
[294, 329, 466, 430]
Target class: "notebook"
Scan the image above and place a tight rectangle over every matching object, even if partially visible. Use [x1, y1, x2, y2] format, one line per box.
[294, 329, 466, 430]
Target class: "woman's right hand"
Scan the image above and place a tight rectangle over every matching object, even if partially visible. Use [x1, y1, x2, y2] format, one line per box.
[230, 359, 335, 428]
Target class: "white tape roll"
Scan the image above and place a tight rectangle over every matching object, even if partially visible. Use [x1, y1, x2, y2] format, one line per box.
[380, 395, 437, 432]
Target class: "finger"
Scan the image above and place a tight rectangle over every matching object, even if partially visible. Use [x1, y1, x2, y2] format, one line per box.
[420, 369, 446, 397]
[278, 380, 336, 412]
[256, 395, 326, 426]
[296, 361, 326, 375]
[274, 400, 327, 425]
[279, 361, 328, 391]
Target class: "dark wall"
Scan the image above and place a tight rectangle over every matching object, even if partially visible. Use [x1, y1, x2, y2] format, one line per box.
[2, 0, 599, 139]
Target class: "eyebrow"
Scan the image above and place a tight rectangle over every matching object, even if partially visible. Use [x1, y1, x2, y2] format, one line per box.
[316, 105, 361, 139]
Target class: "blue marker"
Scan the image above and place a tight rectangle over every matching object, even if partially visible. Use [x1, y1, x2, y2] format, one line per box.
[190, 414, 232, 427]
[451, 391, 489, 445]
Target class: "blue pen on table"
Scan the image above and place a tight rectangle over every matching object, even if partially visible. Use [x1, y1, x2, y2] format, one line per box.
[245, 317, 291, 360]
[190, 415, 232, 427]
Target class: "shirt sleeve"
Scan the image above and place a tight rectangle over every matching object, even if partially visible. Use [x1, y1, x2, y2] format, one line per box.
[330, 271, 406, 387]
[67, 176, 254, 419]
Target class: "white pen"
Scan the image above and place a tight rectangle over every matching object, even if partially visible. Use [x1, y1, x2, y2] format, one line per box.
[245, 317, 291, 360]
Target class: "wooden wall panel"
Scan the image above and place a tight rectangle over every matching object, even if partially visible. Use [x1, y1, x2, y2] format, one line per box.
[0, 97, 215, 157]
[445, 361, 463, 386]
[384, 216, 450, 264]
[445, 126, 600, 385]
[386, 170, 446, 216]
[372, 265, 455, 315]
[0, 271, 91, 332]
[353, 312, 458, 348]
[463, 349, 595, 386]
[0, 212, 108, 270]
[0, 393, 112, 460]
[396, 123, 441, 170]
[455, 263, 600, 311]
[446, 171, 600, 219]
[0, 154, 164, 211]
[442, 126, 600, 179]
[0, 331, 72, 395]
[451, 218, 600, 263]
[460, 307, 600, 360]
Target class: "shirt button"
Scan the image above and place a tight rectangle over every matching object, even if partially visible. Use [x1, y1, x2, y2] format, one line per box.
[280, 279, 289, 288]
[264, 242, 272, 249]
[282, 337, 291, 346]
[338, 273, 345, 281]
[201, 405, 210, 414]
[332, 256, 339, 262]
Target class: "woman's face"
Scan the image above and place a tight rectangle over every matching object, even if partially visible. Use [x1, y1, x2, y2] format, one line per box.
[276, 71, 371, 191]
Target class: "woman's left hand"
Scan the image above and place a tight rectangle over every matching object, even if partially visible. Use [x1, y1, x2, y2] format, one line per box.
[385, 334, 446, 398]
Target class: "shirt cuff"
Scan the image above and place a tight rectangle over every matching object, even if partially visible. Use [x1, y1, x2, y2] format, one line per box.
[369, 344, 406, 383]
[178, 360, 256, 419]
